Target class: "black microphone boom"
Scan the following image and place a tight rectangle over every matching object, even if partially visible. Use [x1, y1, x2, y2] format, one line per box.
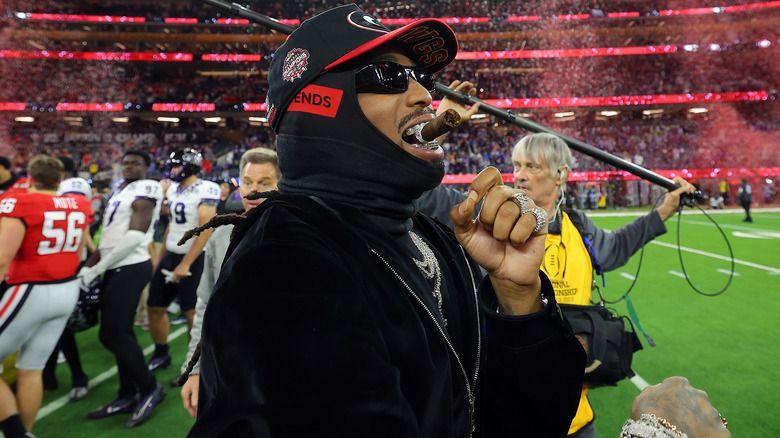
[199, 0, 295, 34]
[434, 84, 685, 191]
[198, 0, 693, 195]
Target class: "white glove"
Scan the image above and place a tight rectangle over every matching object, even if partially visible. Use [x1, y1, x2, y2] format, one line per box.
[161, 268, 177, 284]
[161, 268, 191, 284]
[78, 266, 100, 291]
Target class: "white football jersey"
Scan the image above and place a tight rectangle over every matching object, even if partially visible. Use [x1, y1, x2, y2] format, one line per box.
[98, 179, 163, 269]
[57, 177, 92, 199]
[165, 179, 220, 254]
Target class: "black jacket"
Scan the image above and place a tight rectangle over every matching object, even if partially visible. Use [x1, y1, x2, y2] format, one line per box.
[190, 194, 584, 437]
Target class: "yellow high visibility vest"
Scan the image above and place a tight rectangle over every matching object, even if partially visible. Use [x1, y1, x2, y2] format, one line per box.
[542, 212, 594, 434]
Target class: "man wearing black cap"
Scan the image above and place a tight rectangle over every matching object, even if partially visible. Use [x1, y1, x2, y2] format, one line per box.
[189, 5, 584, 437]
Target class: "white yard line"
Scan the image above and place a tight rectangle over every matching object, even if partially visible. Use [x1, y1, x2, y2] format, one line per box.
[717, 268, 740, 276]
[668, 270, 687, 278]
[36, 326, 189, 420]
[620, 272, 636, 280]
[587, 207, 780, 218]
[650, 240, 780, 274]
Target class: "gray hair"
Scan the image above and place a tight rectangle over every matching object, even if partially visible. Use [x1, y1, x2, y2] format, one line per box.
[512, 133, 572, 200]
[512, 133, 572, 178]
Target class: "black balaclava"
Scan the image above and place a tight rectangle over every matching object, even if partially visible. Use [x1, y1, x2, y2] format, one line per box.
[276, 65, 445, 235]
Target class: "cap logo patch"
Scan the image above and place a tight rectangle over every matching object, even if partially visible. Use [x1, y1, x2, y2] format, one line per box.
[395, 27, 449, 68]
[282, 48, 310, 82]
[287, 84, 344, 118]
[346, 11, 389, 33]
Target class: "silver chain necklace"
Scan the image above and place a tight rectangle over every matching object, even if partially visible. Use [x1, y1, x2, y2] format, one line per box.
[409, 231, 444, 322]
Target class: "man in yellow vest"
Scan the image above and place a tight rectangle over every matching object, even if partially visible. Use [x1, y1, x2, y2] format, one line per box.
[511, 132, 694, 437]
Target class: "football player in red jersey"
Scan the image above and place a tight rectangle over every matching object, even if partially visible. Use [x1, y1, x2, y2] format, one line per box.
[0, 156, 29, 200]
[0, 155, 92, 438]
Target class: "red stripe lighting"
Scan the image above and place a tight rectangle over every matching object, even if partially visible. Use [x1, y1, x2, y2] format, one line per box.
[0, 50, 193, 61]
[0, 46, 684, 62]
[381, 17, 491, 24]
[201, 54, 264, 61]
[15, 2, 780, 26]
[441, 167, 780, 184]
[567, 168, 764, 181]
[456, 45, 677, 60]
[0, 103, 27, 111]
[243, 103, 267, 111]
[607, 12, 641, 17]
[24, 13, 145, 22]
[152, 103, 216, 112]
[56, 103, 123, 111]
[506, 16, 541, 21]
[4, 91, 766, 113]
[435, 91, 769, 109]
[658, 1, 780, 15]
[658, 7, 721, 15]
[215, 18, 250, 24]
[557, 14, 590, 20]
[722, 1, 780, 11]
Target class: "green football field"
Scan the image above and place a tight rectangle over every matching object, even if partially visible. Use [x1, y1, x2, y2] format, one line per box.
[19, 208, 780, 437]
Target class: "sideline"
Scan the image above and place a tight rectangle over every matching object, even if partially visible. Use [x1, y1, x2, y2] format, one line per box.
[36, 325, 189, 420]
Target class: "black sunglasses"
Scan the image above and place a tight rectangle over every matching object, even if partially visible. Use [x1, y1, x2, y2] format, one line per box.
[354, 61, 436, 94]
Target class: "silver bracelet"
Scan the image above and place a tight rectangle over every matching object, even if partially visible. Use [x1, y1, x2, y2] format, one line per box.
[620, 414, 688, 438]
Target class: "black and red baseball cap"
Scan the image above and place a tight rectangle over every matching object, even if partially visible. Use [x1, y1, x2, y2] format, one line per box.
[266, 4, 459, 133]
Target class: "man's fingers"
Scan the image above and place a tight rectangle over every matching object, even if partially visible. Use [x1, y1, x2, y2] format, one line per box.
[481, 188, 548, 244]
[451, 167, 503, 229]
[468, 167, 504, 198]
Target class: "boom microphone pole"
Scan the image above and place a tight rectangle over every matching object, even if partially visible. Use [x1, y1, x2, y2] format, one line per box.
[199, 0, 295, 34]
[434, 84, 689, 193]
[199, 0, 698, 197]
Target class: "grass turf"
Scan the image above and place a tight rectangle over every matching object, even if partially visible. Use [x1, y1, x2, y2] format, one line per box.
[21, 208, 780, 437]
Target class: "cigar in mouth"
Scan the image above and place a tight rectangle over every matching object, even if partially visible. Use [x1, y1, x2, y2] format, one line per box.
[403, 109, 463, 144]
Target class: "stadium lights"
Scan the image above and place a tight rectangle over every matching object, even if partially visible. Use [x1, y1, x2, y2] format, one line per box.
[554, 112, 575, 117]
[112, 117, 129, 123]
[63, 116, 83, 122]
[642, 109, 664, 115]
[157, 117, 180, 123]
[204, 117, 222, 123]
[599, 111, 619, 116]
[689, 108, 709, 113]
[15, 116, 34, 122]
[248, 116, 267, 122]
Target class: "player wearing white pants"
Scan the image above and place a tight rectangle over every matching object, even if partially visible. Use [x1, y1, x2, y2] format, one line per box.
[0, 280, 80, 370]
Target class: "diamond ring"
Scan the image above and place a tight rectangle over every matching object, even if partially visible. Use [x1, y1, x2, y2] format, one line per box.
[526, 207, 547, 233]
[509, 192, 531, 213]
